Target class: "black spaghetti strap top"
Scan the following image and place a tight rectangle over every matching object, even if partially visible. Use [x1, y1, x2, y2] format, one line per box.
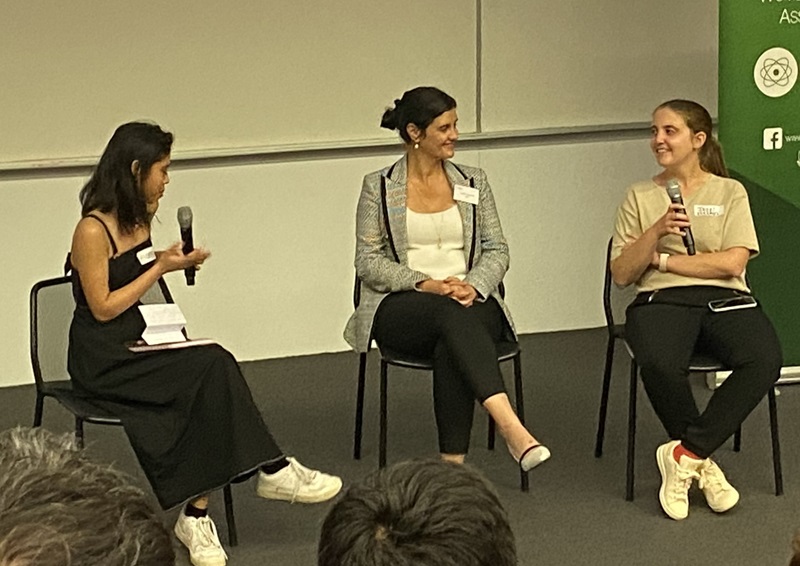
[69, 214, 154, 307]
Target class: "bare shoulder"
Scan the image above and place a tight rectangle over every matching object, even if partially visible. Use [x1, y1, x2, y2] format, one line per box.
[71, 215, 113, 257]
[74, 215, 107, 240]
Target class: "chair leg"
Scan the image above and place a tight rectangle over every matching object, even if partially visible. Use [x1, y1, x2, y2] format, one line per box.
[595, 336, 615, 458]
[768, 387, 783, 496]
[487, 417, 496, 450]
[625, 359, 638, 502]
[512, 353, 529, 493]
[513, 352, 526, 425]
[33, 393, 45, 427]
[733, 426, 742, 452]
[75, 417, 85, 450]
[353, 353, 367, 460]
[379, 360, 388, 469]
[223, 484, 238, 547]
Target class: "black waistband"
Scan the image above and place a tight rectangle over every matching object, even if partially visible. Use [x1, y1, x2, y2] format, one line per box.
[632, 286, 751, 309]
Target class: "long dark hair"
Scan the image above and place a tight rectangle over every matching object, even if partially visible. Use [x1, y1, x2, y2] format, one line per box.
[380, 87, 456, 143]
[80, 122, 173, 234]
[655, 99, 728, 177]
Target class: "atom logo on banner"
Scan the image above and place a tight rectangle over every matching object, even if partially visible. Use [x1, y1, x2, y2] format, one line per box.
[754, 47, 797, 98]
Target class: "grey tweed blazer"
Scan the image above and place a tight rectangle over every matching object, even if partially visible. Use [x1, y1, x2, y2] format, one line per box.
[343, 155, 516, 352]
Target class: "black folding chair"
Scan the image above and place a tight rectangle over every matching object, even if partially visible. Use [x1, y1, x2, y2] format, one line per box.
[593, 239, 783, 501]
[352, 276, 530, 492]
[30, 275, 240, 545]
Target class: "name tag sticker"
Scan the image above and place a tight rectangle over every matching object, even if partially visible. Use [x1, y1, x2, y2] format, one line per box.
[453, 184, 479, 205]
[136, 246, 156, 265]
[694, 204, 724, 217]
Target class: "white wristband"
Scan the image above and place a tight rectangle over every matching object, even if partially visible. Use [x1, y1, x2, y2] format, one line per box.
[658, 253, 669, 273]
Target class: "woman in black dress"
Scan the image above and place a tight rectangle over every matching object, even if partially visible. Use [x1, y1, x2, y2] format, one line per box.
[68, 122, 342, 566]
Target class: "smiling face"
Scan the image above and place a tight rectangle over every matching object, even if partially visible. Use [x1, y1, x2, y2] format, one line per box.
[139, 154, 171, 215]
[650, 107, 706, 172]
[409, 108, 459, 161]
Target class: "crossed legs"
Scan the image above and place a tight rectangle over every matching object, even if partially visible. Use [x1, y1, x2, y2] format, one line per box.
[373, 291, 542, 463]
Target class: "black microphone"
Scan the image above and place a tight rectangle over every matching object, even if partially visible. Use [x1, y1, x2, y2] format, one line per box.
[177, 206, 196, 285]
[665, 179, 695, 256]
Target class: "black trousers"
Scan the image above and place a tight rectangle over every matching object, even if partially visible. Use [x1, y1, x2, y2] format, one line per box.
[625, 286, 782, 459]
[372, 291, 509, 454]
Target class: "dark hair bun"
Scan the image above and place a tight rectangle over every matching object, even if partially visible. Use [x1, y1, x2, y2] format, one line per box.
[380, 107, 398, 131]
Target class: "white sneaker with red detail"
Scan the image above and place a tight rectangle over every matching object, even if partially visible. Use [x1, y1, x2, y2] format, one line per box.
[656, 440, 702, 521]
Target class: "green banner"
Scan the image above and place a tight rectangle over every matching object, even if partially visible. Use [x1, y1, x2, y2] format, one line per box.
[719, 1, 800, 364]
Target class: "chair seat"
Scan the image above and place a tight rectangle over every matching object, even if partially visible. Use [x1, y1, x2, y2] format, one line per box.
[688, 353, 726, 373]
[595, 238, 783, 501]
[31, 275, 239, 547]
[41, 381, 122, 425]
[620, 338, 725, 374]
[379, 341, 520, 369]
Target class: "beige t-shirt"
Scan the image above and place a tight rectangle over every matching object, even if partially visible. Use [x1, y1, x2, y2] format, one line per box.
[611, 175, 759, 293]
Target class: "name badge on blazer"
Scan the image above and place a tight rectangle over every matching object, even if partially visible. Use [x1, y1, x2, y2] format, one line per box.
[453, 184, 479, 205]
[137, 246, 156, 265]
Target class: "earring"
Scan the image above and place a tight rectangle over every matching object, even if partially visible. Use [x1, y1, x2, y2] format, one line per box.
[413, 142, 419, 149]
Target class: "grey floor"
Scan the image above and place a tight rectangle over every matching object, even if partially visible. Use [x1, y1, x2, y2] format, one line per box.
[2, 328, 798, 565]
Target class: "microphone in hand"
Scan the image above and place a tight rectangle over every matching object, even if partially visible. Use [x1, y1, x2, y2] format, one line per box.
[177, 206, 196, 285]
[665, 179, 695, 256]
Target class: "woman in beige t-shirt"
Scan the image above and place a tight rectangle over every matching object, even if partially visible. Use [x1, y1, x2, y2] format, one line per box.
[610, 100, 781, 521]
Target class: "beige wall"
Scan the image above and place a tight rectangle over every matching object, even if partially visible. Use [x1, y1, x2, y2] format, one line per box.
[0, 137, 658, 387]
[0, 0, 718, 386]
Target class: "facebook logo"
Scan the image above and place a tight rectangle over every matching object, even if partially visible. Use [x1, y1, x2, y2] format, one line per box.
[763, 127, 783, 150]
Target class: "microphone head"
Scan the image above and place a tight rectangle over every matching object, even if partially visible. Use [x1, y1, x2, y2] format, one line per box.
[665, 179, 682, 203]
[177, 206, 193, 229]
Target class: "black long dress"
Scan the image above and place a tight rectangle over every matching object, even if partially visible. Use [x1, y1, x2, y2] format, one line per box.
[67, 216, 283, 510]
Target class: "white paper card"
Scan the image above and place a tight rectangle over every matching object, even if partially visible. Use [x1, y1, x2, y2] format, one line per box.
[136, 246, 156, 265]
[138, 303, 187, 345]
[453, 184, 479, 205]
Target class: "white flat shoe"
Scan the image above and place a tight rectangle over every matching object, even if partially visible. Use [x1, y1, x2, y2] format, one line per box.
[517, 444, 551, 472]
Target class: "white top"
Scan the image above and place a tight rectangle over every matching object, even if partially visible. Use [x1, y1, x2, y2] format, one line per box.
[406, 205, 467, 280]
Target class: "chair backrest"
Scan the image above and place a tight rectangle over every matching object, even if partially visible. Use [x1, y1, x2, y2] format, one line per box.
[603, 238, 638, 329]
[30, 276, 75, 388]
[30, 276, 178, 390]
[140, 278, 174, 305]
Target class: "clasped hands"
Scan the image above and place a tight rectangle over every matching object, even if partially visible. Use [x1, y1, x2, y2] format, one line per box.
[418, 276, 478, 307]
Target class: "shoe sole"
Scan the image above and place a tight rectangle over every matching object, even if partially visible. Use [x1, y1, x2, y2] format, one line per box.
[656, 443, 688, 521]
[257, 478, 343, 503]
[706, 490, 740, 513]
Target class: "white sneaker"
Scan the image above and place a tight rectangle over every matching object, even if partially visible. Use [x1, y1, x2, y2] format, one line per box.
[656, 440, 702, 521]
[256, 457, 342, 503]
[174, 513, 227, 566]
[698, 458, 740, 513]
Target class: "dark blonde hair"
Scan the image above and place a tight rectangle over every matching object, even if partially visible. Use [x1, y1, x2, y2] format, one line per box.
[655, 99, 728, 177]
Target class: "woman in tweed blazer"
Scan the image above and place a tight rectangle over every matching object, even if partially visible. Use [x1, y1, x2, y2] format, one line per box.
[344, 87, 549, 471]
